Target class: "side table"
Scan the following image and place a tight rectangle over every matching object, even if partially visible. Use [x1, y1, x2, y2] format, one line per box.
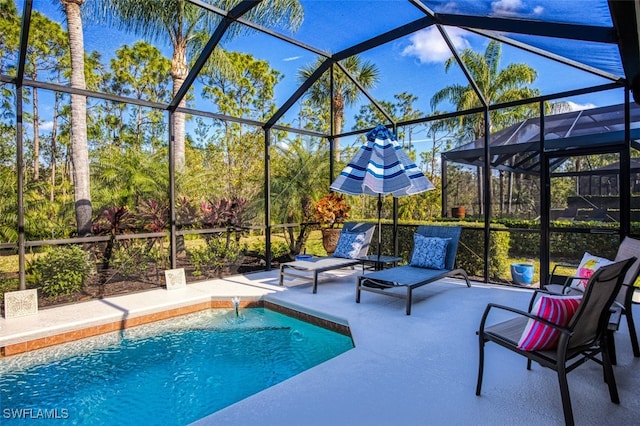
[357, 255, 403, 271]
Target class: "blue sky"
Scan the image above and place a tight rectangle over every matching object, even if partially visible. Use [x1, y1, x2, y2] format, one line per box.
[28, 0, 626, 139]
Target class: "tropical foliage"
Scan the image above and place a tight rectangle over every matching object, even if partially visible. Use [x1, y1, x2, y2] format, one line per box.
[2, 1, 625, 297]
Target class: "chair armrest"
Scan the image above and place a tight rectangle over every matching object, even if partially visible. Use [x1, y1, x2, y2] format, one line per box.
[478, 302, 572, 336]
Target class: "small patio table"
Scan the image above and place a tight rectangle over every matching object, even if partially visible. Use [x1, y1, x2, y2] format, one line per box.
[357, 255, 403, 271]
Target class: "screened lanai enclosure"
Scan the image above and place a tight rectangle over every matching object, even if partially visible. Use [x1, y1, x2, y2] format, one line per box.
[1, 0, 640, 304]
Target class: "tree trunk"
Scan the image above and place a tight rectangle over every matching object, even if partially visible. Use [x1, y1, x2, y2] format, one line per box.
[63, 0, 92, 237]
[171, 41, 189, 173]
[332, 93, 344, 162]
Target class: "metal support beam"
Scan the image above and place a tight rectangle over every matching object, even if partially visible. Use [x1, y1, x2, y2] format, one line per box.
[621, 89, 631, 236]
[169, 112, 177, 268]
[437, 13, 616, 44]
[267, 59, 333, 128]
[169, 1, 262, 110]
[264, 128, 272, 270]
[539, 102, 550, 286]
[410, 1, 488, 107]
[466, 27, 623, 83]
[483, 108, 491, 283]
[334, 61, 395, 124]
[16, 0, 33, 290]
[608, 0, 640, 83]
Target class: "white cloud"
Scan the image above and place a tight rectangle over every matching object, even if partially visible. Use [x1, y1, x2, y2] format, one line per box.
[439, 2, 460, 13]
[39, 121, 54, 131]
[491, 0, 525, 16]
[283, 56, 302, 62]
[401, 27, 470, 64]
[566, 101, 597, 111]
[491, 0, 545, 18]
[550, 101, 597, 114]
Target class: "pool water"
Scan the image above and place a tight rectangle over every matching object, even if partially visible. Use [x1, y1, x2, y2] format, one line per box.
[0, 308, 353, 425]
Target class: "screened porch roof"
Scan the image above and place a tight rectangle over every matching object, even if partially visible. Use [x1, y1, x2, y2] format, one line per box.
[9, 0, 640, 135]
[441, 103, 640, 175]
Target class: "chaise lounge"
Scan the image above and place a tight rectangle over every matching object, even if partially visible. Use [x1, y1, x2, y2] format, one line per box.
[356, 225, 470, 315]
[279, 222, 376, 293]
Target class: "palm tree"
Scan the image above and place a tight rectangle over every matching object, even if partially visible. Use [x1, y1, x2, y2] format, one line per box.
[271, 136, 329, 255]
[298, 55, 380, 161]
[60, 0, 92, 237]
[430, 40, 539, 140]
[96, 0, 303, 172]
[430, 40, 539, 216]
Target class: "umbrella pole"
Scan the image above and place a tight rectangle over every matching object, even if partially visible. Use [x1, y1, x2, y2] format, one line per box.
[377, 194, 382, 261]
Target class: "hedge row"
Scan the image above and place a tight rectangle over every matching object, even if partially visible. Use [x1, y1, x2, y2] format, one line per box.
[499, 219, 619, 261]
[377, 222, 510, 280]
[373, 218, 627, 280]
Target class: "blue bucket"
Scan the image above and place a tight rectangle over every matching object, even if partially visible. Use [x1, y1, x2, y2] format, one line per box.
[511, 263, 534, 285]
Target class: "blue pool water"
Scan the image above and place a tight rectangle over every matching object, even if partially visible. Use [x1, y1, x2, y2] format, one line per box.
[0, 308, 353, 425]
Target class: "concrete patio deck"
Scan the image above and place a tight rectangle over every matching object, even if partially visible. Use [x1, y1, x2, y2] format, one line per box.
[1, 267, 639, 425]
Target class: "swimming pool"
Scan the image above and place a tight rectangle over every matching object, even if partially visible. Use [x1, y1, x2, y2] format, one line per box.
[0, 308, 353, 425]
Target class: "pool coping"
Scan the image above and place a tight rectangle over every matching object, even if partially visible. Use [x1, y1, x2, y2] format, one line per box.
[0, 273, 352, 357]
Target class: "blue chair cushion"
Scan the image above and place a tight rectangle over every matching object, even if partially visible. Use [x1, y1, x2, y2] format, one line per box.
[410, 234, 450, 270]
[333, 232, 366, 259]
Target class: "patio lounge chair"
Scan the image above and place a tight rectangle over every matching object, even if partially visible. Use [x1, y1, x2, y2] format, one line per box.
[355, 225, 470, 315]
[476, 258, 635, 426]
[279, 222, 376, 294]
[545, 236, 640, 360]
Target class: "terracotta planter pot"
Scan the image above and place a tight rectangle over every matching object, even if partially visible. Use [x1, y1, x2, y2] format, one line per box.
[321, 228, 342, 255]
[451, 206, 466, 218]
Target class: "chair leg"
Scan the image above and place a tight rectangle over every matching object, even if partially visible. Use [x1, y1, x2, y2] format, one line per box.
[626, 311, 640, 357]
[602, 336, 620, 404]
[526, 359, 532, 370]
[557, 366, 575, 426]
[355, 279, 361, 303]
[476, 336, 485, 396]
[607, 330, 617, 366]
[406, 287, 412, 315]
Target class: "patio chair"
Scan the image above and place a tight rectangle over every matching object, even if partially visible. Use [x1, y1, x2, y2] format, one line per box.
[279, 222, 376, 294]
[545, 236, 640, 360]
[355, 225, 470, 315]
[476, 258, 636, 426]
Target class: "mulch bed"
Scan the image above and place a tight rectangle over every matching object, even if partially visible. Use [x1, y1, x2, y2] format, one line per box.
[2, 254, 293, 314]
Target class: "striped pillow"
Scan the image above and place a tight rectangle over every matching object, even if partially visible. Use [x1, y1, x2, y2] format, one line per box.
[517, 295, 582, 351]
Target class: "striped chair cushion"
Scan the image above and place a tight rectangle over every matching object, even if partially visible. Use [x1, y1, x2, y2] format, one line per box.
[517, 295, 582, 351]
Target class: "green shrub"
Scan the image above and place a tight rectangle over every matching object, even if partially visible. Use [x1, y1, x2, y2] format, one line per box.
[0, 276, 19, 299]
[496, 219, 619, 261]
[186, 235, 244, 276]
[27, 246, 94, 296]
[109, 240, 167, 279]
[250, 240, 290, 259]
[453, 225, 510, 280]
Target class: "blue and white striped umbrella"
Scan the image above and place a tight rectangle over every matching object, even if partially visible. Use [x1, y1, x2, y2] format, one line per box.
[330, 124, 435, 196]
[330, 125, 435, 258]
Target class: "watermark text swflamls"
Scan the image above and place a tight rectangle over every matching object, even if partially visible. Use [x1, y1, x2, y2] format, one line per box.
[3, 408, 69, 420]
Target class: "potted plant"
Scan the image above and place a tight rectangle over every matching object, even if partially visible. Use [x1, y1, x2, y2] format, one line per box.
[451, 206, 466, 218]
[314, 193, 351, 254]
